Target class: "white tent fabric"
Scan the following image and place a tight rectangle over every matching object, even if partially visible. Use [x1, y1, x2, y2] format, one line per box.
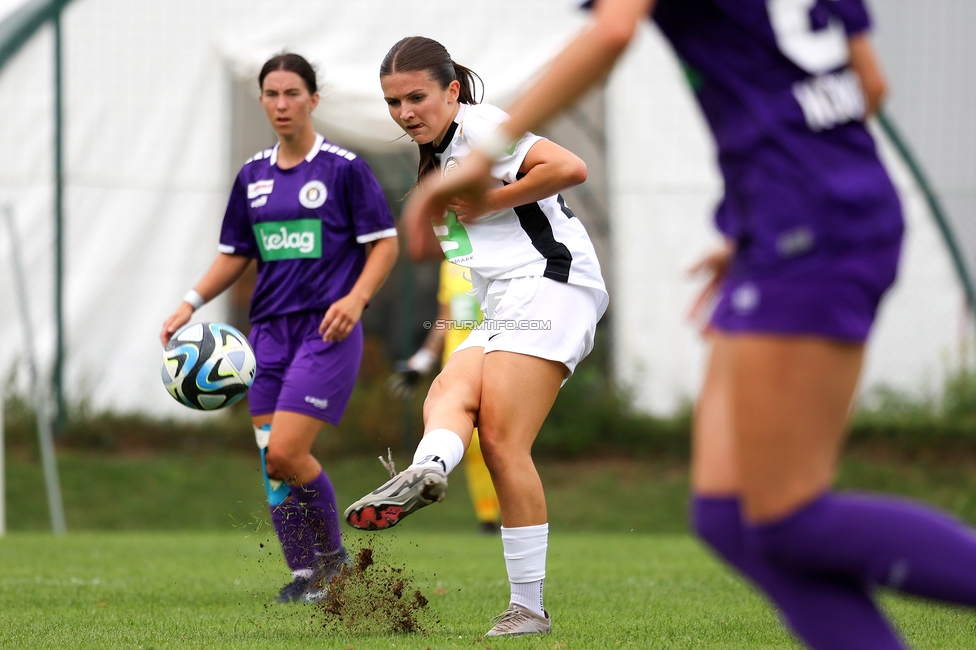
[0, 0, 966, 418]
[0, 0, 586, 417]
[216, 3, 588, 153]
[0, 1, 23, 24]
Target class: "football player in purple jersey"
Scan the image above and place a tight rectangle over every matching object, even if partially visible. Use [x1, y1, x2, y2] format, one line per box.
[398, 1, 976, 648]
[160, 53, 398, 604]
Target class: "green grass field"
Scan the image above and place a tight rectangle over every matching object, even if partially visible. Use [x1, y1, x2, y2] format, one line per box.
[3, 452, 976, 647]
[2, 531, 975, 649]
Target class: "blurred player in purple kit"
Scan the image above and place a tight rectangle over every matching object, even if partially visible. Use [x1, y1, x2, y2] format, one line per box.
[161, 53, 398, 604]
[401, 1, 976, 647]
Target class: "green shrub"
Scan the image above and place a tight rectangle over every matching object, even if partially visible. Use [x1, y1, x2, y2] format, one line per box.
[6, 354, 976, 459]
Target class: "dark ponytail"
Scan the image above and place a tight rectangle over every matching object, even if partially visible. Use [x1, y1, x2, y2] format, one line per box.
[380, 37, 483, 183]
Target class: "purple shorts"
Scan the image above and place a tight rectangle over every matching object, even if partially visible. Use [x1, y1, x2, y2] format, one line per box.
[711, 236, 902, 342]
[247, 311, 363, 424]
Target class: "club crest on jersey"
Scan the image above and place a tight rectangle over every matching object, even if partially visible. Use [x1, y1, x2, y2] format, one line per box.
[299, 180, 328, 209]
[247, 179, 274, 199]
[443, 157, 460, 176]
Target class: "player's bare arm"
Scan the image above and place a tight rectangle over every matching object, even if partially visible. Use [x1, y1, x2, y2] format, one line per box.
[405, 188, 446, 261]
[319, 235, 399, 342]
[500, 0, 653, 143]
[686, 239, 735, 330]
[159, 252, 251, 346]
[847, 34, 887, 116]
[450, 140, 586, 223]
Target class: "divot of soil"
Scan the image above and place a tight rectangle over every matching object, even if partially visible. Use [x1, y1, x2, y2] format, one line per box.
[318, 543, 431, 635]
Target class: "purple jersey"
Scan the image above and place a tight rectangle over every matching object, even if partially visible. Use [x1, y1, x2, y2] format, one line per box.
[645, 0, 903, 266]
[219, 134, 396, 322]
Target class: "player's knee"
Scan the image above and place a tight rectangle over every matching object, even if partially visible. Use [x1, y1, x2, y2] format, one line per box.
[264, 447, 298, 481]
[476, 430, 516, 475]
[425, 374, 479, 421]
[425, 373, 452, 403]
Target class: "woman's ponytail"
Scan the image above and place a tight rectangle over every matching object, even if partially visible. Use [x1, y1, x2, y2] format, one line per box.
[380, 37, 484, 184]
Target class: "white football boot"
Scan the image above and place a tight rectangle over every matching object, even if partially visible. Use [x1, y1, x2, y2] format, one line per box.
[484, 603, 552, 637]
[344, 466, 448, 530]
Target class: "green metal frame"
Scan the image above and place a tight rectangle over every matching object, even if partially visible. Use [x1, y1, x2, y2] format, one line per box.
[0, 0, 71, 74]
[1, 0, 74, 432]
[878, 111, 976, 319]
[53, 10, 65, 431]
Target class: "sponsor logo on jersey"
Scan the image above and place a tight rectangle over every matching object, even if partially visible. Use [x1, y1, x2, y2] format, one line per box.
[299, 180, 328, 209]
[253, 219, 322, 261]
[304, 396, 329, 410]
[434, 211, 474, 261]
[250, 195, 268, 209]
[247, 179, 274, 199]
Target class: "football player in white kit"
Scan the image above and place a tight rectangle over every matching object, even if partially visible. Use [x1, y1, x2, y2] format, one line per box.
[343, 36, 608, 637]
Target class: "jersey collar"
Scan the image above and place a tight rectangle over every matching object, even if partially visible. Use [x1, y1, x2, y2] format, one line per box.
[306, 133, 326, 162]
[432, 104, 465, 154]
[269, 133, 326, 167]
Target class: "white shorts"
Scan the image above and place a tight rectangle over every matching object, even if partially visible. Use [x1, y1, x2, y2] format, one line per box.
[454, 275, 609, 379]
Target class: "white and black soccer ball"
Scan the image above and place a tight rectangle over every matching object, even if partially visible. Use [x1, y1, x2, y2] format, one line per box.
[161, 322, 256, 410]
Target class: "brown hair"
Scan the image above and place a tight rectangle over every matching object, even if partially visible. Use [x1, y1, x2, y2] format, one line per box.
[259, 53, 318, 94]
[380, 37, 482, 182]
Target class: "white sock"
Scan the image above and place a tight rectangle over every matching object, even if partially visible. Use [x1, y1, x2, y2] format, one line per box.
[292, 568, 313, 579]
[511, 580, 545, 615]
[501, 523, 548, 617]
[411, 428, 465, 474]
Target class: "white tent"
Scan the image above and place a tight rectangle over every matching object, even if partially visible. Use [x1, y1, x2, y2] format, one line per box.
[0, 0, 969, 419]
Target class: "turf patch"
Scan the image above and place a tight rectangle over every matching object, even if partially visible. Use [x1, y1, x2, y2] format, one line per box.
[318, 542, 434, 635]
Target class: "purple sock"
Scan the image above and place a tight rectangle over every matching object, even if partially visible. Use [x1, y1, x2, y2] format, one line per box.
[749, 491, 976, 606]
[693, 496, 904, 650]
[293, 471, 343, 557]
[270, 497, 317, 572]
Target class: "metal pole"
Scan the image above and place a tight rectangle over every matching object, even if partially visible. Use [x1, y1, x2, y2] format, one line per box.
[877, 111, 976, 323]
[52, 9, 66, 435]
[4, 205, 67, 535]
[35, 385, 66, 534]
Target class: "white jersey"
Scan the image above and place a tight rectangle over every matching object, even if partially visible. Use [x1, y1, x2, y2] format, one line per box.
[432, 103, 606, 297]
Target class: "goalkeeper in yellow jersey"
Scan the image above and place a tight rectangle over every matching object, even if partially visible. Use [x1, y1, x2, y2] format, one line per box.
[387, 260, 501, 533]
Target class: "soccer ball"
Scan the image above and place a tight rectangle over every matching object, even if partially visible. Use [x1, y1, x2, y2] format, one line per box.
[161, 321, 256, 410]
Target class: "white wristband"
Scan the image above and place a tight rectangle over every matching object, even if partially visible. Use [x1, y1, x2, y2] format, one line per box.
[471, 128, 514, 161]
[183, 289, 205, 311]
